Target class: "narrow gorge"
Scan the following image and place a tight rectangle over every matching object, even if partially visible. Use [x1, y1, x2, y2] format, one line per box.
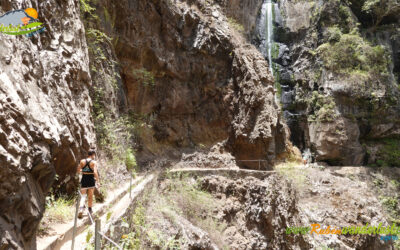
[0, 0, 399, 249]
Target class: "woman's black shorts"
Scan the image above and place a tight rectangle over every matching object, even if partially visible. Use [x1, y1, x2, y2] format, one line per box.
[81, 174, 95, 188]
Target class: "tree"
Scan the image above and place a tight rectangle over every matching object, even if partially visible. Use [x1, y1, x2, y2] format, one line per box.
[125, 148, 137, 175]
[362, 0, 400, 28]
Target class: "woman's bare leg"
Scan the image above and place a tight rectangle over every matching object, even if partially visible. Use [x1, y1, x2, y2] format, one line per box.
[88, 188, 94, 208]
[79, 188, 87, 207]
[78, 188, 88, 218]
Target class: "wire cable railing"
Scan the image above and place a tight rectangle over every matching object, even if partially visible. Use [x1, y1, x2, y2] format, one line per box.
[71, 160, 270, 249]
[236, 159, 269, 170]
[71, 175, 136, 250]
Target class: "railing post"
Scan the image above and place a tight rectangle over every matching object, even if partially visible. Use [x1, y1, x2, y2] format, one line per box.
[95, 219, 101, 250]
[71, 191, 81, 250]
[129, 172, 132, 200]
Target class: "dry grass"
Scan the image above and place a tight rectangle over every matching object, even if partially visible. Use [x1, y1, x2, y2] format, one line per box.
[44, 197, 75, 223]
[274, 161, 309, 189]
[156, 175, 228, 247]
[38, 196, 75, 236]
[119, 174, 228, 249]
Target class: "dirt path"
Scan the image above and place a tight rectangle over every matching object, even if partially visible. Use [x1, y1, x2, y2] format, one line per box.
[169, 167, 275, 179]
[37, 176, 143, 250]
[59, 174, 155, 250]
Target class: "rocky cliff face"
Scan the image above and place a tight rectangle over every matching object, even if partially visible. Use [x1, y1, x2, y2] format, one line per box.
[87, 0, 291, 169]
[1, 0, 292, 248]
[263, 0, 400, 166]
[0, 0, 95, 248]
[103, 168, 398, 249]
[3, 0, 398, 248]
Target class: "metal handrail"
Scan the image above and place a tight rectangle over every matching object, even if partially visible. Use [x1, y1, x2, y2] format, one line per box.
[236, 159, 269, 170]
[98, 230, 122, 250]
[236, 159, 269, 161]
[71, 174, 135, 250]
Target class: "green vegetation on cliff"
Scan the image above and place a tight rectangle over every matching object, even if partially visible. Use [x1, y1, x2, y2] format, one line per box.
[317, 29, 390, 78]
[111, 174, 226, 249]
[227, 17, 244, 33]
[375, 138, 400, 167]
[80, 0, 140, 168]
[362, 0, 400, 28]
[302, 91, 337, 122]
[132, 68, 155, 87]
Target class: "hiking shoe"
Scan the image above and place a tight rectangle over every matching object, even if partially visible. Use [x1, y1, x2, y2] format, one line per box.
[78, 207, 84, 219]
[88, 207, 93, 216]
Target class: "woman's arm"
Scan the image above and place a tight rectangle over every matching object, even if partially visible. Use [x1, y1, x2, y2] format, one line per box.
[76, 160, 84, 174]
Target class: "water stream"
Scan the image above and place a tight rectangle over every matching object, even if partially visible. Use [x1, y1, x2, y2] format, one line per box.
[258, 0, 274, 75]
[256, 0, 312, 160]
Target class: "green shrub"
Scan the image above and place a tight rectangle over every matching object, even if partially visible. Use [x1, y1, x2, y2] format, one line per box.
[86, 28, 111, 45]
[118, 204, 145, 249]
[362, 0, 399, 27]
[272, 43, 280, 60]
[86, 28, 112, 62]
[92, 86, 136, 164]
[80, 0, 95, 14]
[380, 195, 399, 217]
[132, 68, 155, 87]
[125, 148, 137, 174]
[120, 231, 140, 249]
[275, 162, 308, 189]
[375, 138, 400, 167]
[227, 17, 244, 33]
[44, 195, 74, 223]
[317, 29, 390, 76]
[307, 91, 337, 122]
[325, 26, 342, 43]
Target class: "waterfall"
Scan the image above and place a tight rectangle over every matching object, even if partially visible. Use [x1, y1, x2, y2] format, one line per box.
[258, 0, 274, 75]
[266, 0, 274, 75]
[258, 0, 279, 104]
[256, 0, 311, 158]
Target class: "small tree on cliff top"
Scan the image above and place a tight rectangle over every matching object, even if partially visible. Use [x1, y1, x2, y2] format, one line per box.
[125, 148, 137, 176]
[362, 0, 400, 28]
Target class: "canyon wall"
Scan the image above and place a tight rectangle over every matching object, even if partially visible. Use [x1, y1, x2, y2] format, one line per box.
[1, 0, 292, 248]
[0, 0, 95, 248]
[87, 0, 291, 169]
[265, 0, 400, 166]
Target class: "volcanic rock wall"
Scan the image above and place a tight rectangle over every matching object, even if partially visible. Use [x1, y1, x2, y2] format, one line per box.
[90, 0, 291, 168]
[0, 0, 95, 248]
[265, 0, 400, 166]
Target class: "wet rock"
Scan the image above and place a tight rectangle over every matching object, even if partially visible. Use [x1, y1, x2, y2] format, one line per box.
[258, 0, 400, 165]
[273, 42, 290, 66]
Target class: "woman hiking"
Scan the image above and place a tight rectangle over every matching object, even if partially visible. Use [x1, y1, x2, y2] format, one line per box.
[76, 149, 100, 218]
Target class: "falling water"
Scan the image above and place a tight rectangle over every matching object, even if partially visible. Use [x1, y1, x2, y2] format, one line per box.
[257, 0, 311, 159]
[258, 0, 274, 75]
[266, 0, 274, 74]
